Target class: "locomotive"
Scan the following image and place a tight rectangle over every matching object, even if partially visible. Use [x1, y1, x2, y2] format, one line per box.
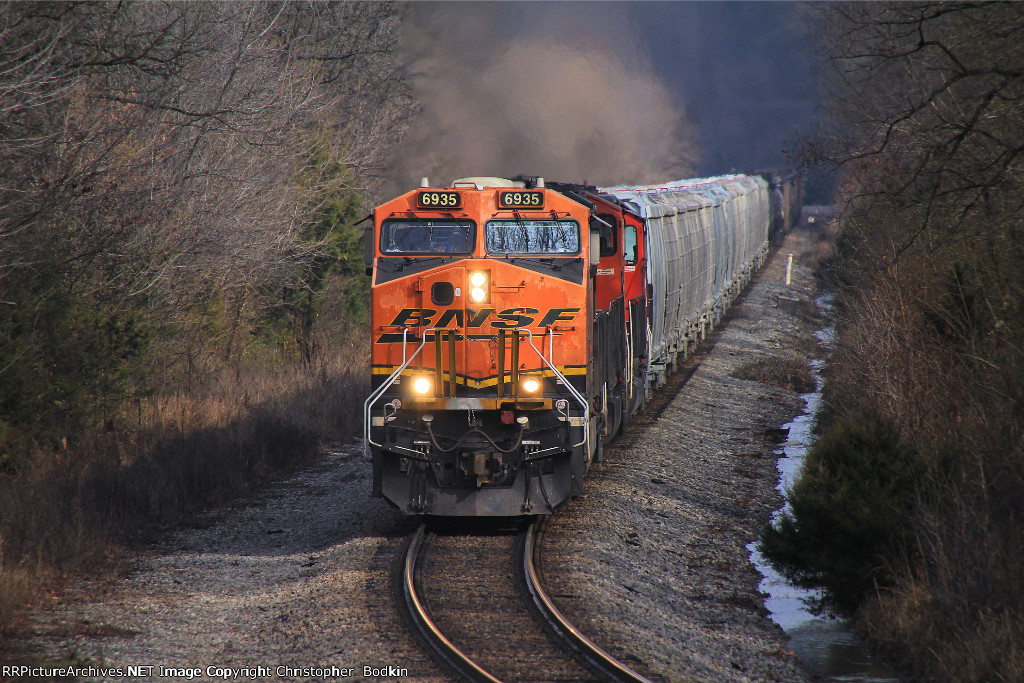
[363, 172, 799, 516]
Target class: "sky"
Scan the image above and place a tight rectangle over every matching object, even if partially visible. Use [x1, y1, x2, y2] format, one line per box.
[633, 2, 822, 174]
[385, 2, 821, 194]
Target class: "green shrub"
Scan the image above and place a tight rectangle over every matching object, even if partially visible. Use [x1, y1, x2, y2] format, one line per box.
[758, 412, 922, 617]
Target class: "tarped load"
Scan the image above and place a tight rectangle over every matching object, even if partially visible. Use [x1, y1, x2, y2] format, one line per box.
[600, 175, 770, 369]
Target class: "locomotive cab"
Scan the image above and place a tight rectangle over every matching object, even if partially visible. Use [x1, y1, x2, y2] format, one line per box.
[364, 178, 599, 515]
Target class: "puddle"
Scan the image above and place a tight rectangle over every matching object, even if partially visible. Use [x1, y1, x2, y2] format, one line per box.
[749, 295, 899, 681]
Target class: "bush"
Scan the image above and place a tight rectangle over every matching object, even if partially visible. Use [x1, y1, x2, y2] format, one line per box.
[758, 412, 922, 617]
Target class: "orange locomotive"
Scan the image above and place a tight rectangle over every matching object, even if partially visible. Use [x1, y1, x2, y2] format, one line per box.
[364, 177, 611, 515]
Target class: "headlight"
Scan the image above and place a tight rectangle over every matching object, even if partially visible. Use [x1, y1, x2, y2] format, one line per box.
[469, 271, 489, 303]
[412, 376, 432, 395]
[521, 376, 541, 394]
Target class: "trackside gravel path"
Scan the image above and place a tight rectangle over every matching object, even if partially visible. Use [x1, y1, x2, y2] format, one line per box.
[539, 231, 821, 682]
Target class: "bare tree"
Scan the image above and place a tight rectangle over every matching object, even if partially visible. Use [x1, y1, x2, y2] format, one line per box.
[799, 4, 1024, 679]
[0, 1, 412, 438]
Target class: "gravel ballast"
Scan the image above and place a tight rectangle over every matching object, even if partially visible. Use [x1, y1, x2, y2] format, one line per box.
[15, 227, 824, 682]
[541, 229, 822, 682]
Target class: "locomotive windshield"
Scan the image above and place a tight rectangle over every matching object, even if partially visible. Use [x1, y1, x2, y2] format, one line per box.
[484, 219, 580, 255]
[379, 220, 475, 255]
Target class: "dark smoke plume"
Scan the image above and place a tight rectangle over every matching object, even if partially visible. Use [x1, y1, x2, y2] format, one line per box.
[386, 3, 698, 194]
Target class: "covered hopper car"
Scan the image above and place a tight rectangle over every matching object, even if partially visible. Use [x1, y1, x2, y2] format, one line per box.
[363, 173, 798, 516]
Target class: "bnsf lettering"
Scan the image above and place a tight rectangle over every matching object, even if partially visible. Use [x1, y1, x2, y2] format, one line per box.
[390, 308, 437, 327]
[385, 307, 576, 332]
[435, 309, 464, 327]
[491, 307, 539, 329]
[467, 308, 495, 327]
[538, 307, 581, 327]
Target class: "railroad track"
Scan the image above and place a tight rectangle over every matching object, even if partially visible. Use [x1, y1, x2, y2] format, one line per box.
[398, 518, 656, 682]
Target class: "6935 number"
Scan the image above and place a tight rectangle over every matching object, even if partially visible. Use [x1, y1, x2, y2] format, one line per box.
[417, 191, 461, 208]
[497, 190, 544, 208]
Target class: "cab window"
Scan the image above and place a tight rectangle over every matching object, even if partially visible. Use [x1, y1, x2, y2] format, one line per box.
[596, 213, 617, 258]
[485, 219, 580, 254]
[623, 224, 638, 265]
[380, 220, 475, 255]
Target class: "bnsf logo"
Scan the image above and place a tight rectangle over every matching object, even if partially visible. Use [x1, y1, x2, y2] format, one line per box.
[388, 307, 580, 329]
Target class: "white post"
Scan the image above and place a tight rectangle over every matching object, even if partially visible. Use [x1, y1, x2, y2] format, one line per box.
[785, 253, 793, 286]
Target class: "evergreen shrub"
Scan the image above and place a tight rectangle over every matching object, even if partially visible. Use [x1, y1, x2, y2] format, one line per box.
[758, 412, 922, 616]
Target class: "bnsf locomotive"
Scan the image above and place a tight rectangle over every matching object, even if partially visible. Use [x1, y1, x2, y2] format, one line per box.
[363, 173, 800, 516]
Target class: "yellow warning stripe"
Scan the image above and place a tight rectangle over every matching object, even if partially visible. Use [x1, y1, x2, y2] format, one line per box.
[371, 365, 586, 389]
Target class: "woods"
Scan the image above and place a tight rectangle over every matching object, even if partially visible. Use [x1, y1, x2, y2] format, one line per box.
[3, 2, 1021, 678]
[0, 1, 411, 629]
[1, 2, 410, 461]
[762, 3, 1024, 679]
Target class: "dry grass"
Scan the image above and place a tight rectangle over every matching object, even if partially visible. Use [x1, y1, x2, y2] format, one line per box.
[800, 218, 839, 269]
[863, 518, 1024, 681]
[790, 332, 827, 360]
[732, 355, 816, 393]
[817, 199, 1024, 678]
[0, 338, 369, 635]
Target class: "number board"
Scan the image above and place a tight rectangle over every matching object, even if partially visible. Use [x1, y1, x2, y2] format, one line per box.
[417, 191, 461, 209]
[497, 190, 544, 209]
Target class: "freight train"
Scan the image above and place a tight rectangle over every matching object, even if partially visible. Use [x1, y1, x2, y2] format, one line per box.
[363, 172, 800, 516]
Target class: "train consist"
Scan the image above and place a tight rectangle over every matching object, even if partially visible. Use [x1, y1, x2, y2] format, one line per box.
[363, 172, 800, 516]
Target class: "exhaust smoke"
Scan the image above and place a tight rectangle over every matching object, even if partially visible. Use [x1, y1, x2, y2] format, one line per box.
[386, 3, 698, 193]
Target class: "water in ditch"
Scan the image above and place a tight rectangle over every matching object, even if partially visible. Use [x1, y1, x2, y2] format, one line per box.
[748, 302, 900, 682]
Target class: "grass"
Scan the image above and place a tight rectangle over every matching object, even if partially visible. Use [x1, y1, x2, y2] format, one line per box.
[732, 355, 816, 393]
[0, 337, 369, 637]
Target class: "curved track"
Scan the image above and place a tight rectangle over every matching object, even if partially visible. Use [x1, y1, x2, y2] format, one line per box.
[521, 519, 654, 683]
[400, 524, 502, 683]
[398, 520, 656, 682]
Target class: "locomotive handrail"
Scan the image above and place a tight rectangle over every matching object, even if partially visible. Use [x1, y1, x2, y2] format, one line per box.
[363, 327, 426, 458]
[520, 328, 590, 451]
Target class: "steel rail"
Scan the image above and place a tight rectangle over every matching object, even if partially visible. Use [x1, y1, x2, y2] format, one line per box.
[401, 524, 503, 683]
[520, 518, 656, 683]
